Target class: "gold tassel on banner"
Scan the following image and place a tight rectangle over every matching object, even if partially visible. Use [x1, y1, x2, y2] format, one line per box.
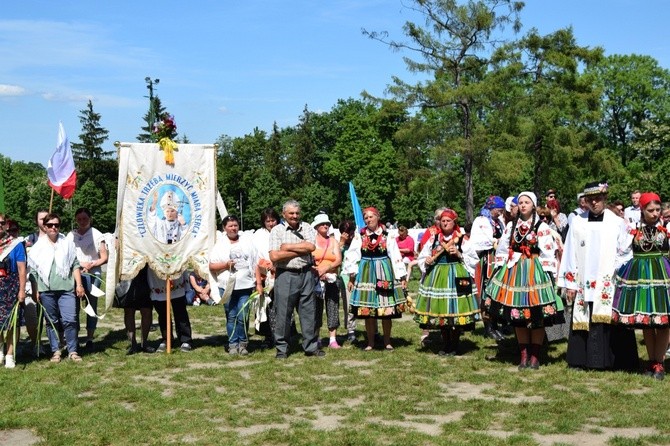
[158, 138, 178, 165]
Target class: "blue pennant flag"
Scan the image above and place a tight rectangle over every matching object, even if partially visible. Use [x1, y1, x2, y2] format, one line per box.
[348, 181, 364, 230]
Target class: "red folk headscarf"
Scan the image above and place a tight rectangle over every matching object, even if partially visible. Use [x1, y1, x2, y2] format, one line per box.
[639, 192, 661, 209]
[363, 207, 380, 218]
[439, 209, 461, 238]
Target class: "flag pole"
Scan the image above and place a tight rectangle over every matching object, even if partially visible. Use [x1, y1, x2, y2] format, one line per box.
[166, 279, 172, 353]
[49, 189, 55, 214]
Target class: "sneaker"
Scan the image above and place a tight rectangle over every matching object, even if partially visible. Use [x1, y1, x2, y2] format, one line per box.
[180, 343, 193, 352]
[228, 344, 239, 355]
[328, 341, 341, 349]
[305, 350, 326, 357]
[4, 355, 15, 369]
[0, 352, 4, 366]
[275, 352, 288, 359]
[156, 342, 167, 353]
[653, 363, 665, 381]
[193, 299, 201, 306]
[238, 344, 249, 356]
[206, 299, 216, 306]
[347, 332, 356, 343]
[666, 347, 670, 358]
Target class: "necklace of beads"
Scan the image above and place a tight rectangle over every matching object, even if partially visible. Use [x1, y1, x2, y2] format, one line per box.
[639, 224, 661, 252]
[512, 218, 534, 244]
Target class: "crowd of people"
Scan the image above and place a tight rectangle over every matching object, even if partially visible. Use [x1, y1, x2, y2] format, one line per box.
[0, 182, 669, 380]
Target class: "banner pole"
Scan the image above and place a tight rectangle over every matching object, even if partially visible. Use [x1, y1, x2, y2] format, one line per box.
[49, 188, 54, 214]
[166, 278, 172, 354]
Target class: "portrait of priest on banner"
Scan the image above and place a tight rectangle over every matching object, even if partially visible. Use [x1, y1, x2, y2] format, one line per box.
[147, 187, 190, 245]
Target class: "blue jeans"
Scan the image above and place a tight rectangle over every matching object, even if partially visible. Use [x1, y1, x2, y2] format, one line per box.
[221, 287, 251, 345]
[40, 291, 79, 354]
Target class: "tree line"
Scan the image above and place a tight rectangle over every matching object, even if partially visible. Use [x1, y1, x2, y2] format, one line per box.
[2, 0, 669, 234]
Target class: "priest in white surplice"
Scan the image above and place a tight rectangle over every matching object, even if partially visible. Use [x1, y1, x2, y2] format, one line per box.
[557, 181, 639, 371]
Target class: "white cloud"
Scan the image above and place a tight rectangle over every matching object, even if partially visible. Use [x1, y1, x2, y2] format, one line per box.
[218, 106, 230, 114]
[0, 84, 26, 96]
[41, 91, 94, 103]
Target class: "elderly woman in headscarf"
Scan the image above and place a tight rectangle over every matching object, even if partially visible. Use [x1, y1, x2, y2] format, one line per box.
[343, 207, 407, 351]
[470, 195, 506, 341]
[484, 192, 564, 370]
[414, 209, 480, 355]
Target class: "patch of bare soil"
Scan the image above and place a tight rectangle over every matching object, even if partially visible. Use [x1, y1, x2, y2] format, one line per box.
[475, 426, 658, 445]
[0, 429, 42, 446]
[369, 412, 466, 436]
[438, 381, 544, 404]
[228, 423, 291, 436]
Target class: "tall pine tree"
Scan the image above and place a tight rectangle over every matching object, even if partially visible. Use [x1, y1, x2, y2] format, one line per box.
[71, 100, 110, 162]
[71, 99, 111, 182]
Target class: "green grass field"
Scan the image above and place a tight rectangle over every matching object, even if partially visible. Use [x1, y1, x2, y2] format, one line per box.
[1, 290, 669, 446]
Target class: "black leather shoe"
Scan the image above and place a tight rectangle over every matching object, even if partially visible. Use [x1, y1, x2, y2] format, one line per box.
[305, 350, 326, 357]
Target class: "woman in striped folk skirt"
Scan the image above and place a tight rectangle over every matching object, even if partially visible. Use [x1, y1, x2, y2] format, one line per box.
[343, 207, 407, 351]
[484, 192, 564, 369]
[612, 192, 670, 380]
[414, 209, 480, 355]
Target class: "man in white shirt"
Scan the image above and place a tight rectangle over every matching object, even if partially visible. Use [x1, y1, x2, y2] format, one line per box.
[623, 190, 641, 226]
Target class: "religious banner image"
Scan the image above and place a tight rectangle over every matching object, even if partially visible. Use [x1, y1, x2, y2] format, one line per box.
[114, 143, 217, 284]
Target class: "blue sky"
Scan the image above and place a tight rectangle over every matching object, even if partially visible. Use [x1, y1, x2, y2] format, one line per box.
[1, 0, 668, 165]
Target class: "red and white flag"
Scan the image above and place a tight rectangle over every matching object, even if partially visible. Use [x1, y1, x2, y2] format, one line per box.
[47, 122, 77, 199]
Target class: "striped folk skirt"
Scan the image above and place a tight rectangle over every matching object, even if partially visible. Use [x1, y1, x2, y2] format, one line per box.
[484, 254, 564, 328]
[413, 261, 480, 330]
[350, 256, 406, 319]
[612, 252, 670, 328]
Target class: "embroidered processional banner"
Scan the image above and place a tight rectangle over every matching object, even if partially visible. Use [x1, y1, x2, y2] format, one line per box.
[104, 143, 217, 311]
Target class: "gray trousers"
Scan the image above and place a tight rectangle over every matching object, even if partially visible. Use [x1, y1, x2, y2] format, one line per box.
[273, 269, 318, 355]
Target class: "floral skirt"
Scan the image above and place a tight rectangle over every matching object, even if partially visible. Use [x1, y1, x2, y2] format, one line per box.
[484, 255, 564, 328]
[413, 261, 480, 330]
[612, 253, 670, 328]
[0, 273, 19, 328]
[350, 256, 406, 319]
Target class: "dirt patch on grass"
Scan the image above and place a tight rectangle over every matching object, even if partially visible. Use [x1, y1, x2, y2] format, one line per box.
[438, 382, 544, 404]
[0, 429, 42, 446]
[229, 423, 291, 436]
[223, 360, 263, 369]
[335, 359, 380, 368]
[476, 426, 658, 445]
[186, 361, 223, 370]
[369, 412, 465, 436]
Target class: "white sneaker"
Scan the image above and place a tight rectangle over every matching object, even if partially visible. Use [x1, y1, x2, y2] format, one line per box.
[665, 347, 670, 358]
[4, 355, 15, 369]
[0, 353, 4, 366]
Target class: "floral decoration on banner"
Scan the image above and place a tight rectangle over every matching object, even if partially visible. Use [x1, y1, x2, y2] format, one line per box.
[153, 114, 178, 165]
